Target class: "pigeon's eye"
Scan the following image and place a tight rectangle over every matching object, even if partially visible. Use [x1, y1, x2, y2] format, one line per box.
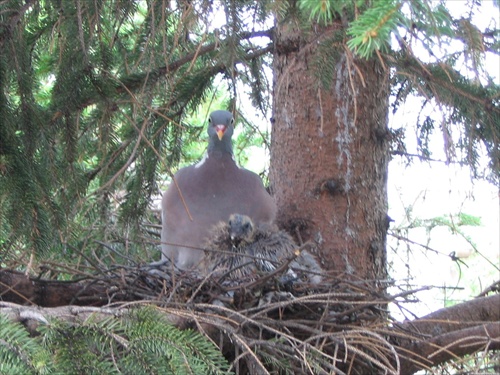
[208, 117, 212, 123]
[230, 118, 234, 125]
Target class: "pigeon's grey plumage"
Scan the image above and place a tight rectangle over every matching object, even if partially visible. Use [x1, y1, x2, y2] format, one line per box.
[161, 111, 276, 270]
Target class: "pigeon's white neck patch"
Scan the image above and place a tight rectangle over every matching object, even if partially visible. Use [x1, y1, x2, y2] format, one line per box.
[195, 153, 208, 168]
[196, 153, 239, 168]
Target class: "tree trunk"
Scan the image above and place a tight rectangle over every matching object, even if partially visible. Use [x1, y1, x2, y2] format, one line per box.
[270, 19, 390, 281]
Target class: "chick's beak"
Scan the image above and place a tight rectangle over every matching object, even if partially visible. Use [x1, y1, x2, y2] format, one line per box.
[215, 124, 226, 141]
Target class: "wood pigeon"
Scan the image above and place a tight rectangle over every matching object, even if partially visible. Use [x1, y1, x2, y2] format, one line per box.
[161, 110, 276, 270]
[202, 214, 323, 283]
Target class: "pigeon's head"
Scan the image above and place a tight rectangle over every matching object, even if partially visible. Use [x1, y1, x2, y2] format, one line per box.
[208, 110, 234, 142]
[228, 213, 255, 246]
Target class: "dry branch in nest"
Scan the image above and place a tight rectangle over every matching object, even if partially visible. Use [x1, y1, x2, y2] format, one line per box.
[1, 257, 499, 374]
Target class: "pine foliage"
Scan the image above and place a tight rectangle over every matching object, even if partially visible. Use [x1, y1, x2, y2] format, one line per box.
[0, 307, 229, 374]
[0, 314, 53, 374]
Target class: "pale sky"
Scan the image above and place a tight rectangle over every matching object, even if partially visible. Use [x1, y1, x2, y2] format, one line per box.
[386, 0, 499, 318]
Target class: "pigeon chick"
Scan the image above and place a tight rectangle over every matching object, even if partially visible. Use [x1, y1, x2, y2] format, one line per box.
[202, 214, 323, 283]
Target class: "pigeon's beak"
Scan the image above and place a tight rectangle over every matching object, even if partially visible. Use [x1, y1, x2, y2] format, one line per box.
[215, 124, 227, 141]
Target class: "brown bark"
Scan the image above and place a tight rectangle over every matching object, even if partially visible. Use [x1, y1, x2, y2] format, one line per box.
[0, 269, 124, 306]
[267, 18, 499, 373]
[270, 19, 390, 281]
[396, 293, 500, 337]
[398, 323, 500, 375]
[395, 294, 500, 374]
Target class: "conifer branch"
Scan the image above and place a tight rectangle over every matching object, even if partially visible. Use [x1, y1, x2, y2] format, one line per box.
[116, 29, 274, 97]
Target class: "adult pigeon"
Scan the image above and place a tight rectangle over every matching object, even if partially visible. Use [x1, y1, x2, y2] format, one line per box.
[202, 213, 323, 283]
[161, 110, 276, 270]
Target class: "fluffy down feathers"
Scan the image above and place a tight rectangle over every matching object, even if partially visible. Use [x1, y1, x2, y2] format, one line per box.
[202, 214, 323, 284]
